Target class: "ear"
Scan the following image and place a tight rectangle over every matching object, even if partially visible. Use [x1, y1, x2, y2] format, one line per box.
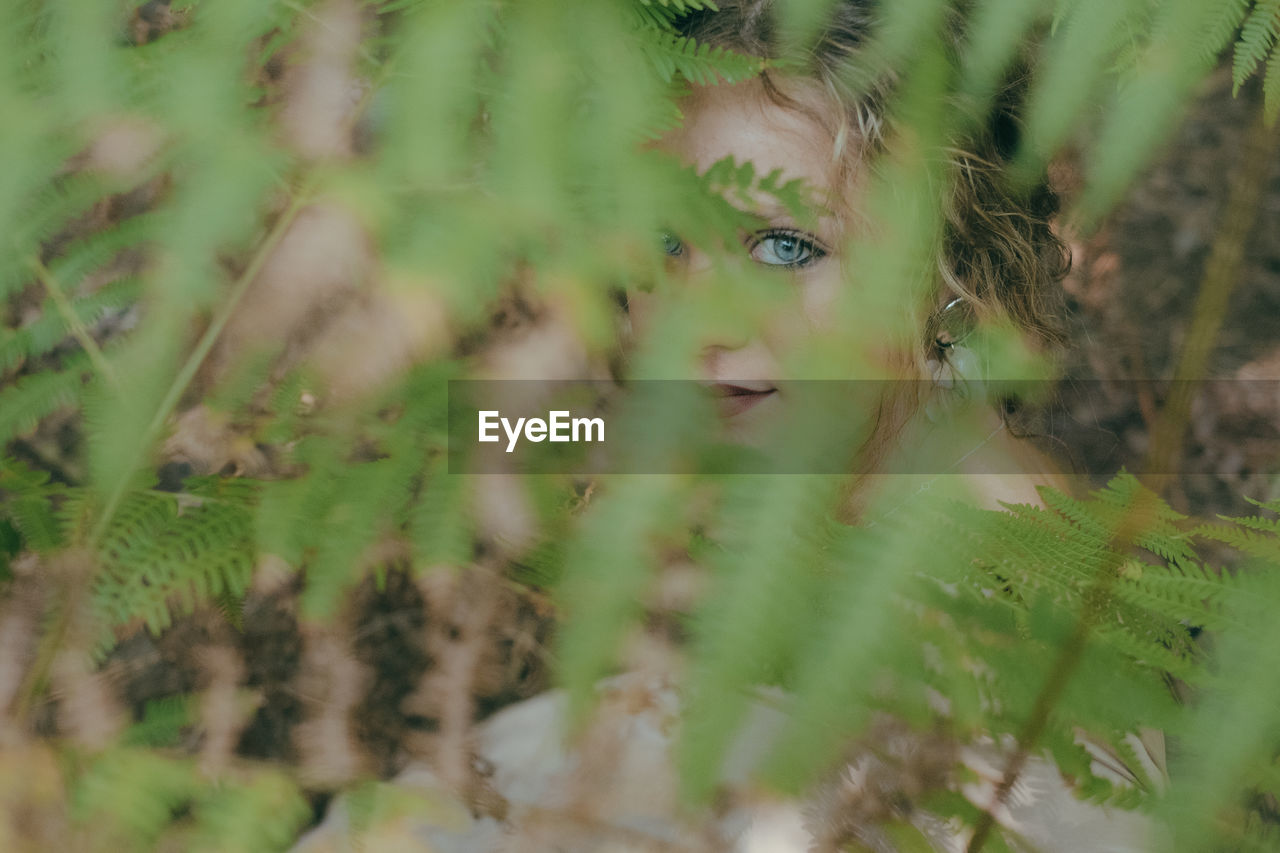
[926, 295, 976, 356]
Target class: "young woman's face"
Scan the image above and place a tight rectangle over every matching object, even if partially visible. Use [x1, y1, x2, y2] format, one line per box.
[631, 77, 859, 419]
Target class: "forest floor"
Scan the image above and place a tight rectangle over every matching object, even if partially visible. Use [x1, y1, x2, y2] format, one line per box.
[1047, 69, 1280, 520]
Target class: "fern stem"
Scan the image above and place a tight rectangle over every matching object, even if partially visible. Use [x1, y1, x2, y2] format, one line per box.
[11, 550, 94, 730]
[85, 178, 314, 549]
[78, 50, 395, 550]
[968, 108, 1280, 853]
[29, 256, 119, 391]
[966, 487, 1160, 852]
[13, 179, 314, 727]
[1145, 111, 1280, 482]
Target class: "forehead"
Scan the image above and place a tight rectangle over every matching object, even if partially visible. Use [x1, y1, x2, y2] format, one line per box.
[661, 78, 841, 206]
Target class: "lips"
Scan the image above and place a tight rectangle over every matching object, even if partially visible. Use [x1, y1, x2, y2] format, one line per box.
[707, 382, 777, 417]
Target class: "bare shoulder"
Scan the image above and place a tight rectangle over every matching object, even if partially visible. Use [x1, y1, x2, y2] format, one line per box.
[850, 410, 1077, 519]
[956, 417, 1070, 510]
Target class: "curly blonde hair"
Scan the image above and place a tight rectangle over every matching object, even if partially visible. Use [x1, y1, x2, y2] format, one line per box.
[675, 0, 1070, 361]
[672, 1, 1071, 487]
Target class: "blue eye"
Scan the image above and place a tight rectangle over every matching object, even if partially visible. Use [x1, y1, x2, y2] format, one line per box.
[660, 231, 685, 258]
[748, 229, 826, 269]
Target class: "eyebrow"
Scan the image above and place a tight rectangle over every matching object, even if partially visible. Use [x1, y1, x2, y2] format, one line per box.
[744, 201, 838, 239]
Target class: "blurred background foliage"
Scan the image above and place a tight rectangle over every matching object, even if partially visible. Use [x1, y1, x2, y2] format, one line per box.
[1, 0, 1279, 850]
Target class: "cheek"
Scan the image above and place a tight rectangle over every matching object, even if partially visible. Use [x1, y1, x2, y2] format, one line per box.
[798, 266, 843, 329]
[624, 289, 654, 338]
[789, 267, 921, 376]
[746, 271, 839, 359]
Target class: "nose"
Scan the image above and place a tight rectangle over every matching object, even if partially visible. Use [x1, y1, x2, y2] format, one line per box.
[658, 241, 788, 381]
[701, 344, 738, 378]
[700, 340, 780, 384]
[701, 321, 754, 356]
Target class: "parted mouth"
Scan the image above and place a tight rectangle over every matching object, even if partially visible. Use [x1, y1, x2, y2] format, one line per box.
[705, 382, 778, 416]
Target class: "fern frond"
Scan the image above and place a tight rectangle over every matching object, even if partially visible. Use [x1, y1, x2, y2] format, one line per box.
[1265, 42, 1280, 122]
[1233, 815, 1280, 853]
[1195, 0, 1253, 66]
[1234, 0, 1280, 94]
[554, 475, 680, 722]
[1058, 474, 1196, 564]
[71, 748, 202, 849]
[1155, 569, 1280, 849]
[71, 746, 308, 852]
[42, 212, 160, 292]
[0, 278, 140, 374]
[0, 355, 91, 444]
[680, 474, 841, 796]
[628, 1, 683, 32]
[254, 439, 342, 568]
[1090, 623, 1203, 683]
[1114, 560, 1245, 633]
[1077, 0, 1240, 220]
[638, 33, 764, 85]
[409, 461, 473, 568]
[1020, 0, 1145, 165]
[636, 86, 688, 140]
[958, 0, 1047, 103]
[641, 0, 719, 12]
[6, 494, 66, 554]
[1219, 512, 1280, 534]
[121, 695, 195, 748]
[188, 770, 310, 853]
[257, 373, 438, 618]
[297, 454, 419, 619]
[1242, 494, 1280, 515]
[0, 150, 80, 297]
[948, 500, 1106, 596]
[2, 174, 115, 296]
[759, 514, 930, 790]
[1193, 521, 1280, 565]
[92, 482, 257, 653]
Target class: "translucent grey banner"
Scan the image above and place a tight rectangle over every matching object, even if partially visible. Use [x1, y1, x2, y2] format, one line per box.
[446, 379, 1280, 476]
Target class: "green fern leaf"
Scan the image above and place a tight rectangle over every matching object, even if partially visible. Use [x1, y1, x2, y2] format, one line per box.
[680, 475, 842, 797]
[7, 494, 66, 554]
[643, 0, 720, 11]
[72, 748, 202, 850]
[759, 514, 924, 791]
[1234, 0, 1280, 93]
[1242, 493, 1280, 514]
[1195, 0, 1252, 66]
[0, 278, 140, 373]
[555, 475, 680, 722]
[409, 462, 473, 569]
[0, 355, 91, 444]
[42, 213, 160, 293]
[1265, 42, 1280, 122]
[2, 175, 114, 296]
[628, 1, 682, 31]
[1077, 0, 1243, 220]
[1221, 512, 1280, 535]
[189, 770, 310, 853]
[121, 695, 195, 748]
[639, 33, 763, 85]
[298, 455, 418, 619]
[1020, 0, 1146, 165]
[1194, 521, 1280, 565]
[92, 482, 257, 652]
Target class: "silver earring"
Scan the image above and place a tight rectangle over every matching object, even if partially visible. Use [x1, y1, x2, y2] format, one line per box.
[931, 296, 975, 350]
[925, 297, 982, 421]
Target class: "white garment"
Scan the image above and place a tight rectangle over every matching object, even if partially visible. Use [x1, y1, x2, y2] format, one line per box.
[291, 672, 1163, 852]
